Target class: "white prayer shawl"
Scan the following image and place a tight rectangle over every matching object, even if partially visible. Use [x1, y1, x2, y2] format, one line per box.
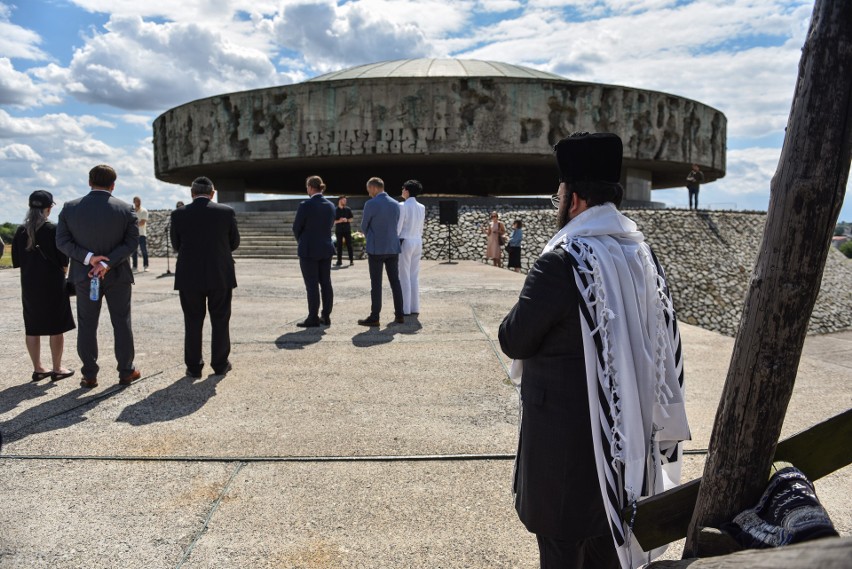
[514, 203, 690, 569]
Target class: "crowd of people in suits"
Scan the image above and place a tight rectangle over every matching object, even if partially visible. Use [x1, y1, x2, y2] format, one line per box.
[12, 166, 240, 388]
[293, 175, 426, 328]
[11, 166, 427, 388]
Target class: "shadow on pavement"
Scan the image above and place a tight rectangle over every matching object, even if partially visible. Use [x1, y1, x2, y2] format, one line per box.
[116, 374, 224, 426]
[275, 328, 326, 350]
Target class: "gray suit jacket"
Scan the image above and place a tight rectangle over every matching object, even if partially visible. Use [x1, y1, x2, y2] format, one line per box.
[56, 190, 139, 284]
[361, 192, 401, 255]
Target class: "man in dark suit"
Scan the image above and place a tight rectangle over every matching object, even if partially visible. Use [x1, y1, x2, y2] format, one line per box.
[56, 164, 140, 388]
[293, 175, 335, 327]
[170, 177, 240, 378]
[498, 133, 688, 568]
[358, 176, 404, 326]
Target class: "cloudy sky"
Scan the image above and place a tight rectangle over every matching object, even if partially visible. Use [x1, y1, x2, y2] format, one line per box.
[1, 0, 849, 226]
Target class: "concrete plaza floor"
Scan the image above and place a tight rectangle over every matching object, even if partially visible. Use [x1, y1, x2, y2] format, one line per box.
[0, 257, 849, 568]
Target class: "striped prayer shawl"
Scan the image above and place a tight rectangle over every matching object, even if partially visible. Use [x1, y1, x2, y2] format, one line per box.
[544, 203, 690, 568]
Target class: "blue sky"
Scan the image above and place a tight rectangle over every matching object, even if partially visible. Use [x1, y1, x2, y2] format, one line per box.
[1, 0, 849, 225]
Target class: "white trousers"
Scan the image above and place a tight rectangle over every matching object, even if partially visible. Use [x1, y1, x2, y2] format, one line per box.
[399, 238, 422, 314]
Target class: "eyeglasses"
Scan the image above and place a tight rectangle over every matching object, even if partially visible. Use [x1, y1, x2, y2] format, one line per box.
[550, 193, 561, 209]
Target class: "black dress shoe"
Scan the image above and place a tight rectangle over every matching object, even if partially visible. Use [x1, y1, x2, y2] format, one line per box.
[394, 315, 405, 324]
[214, 362, 233, 376]
[297, 318, 321, 327]
[320, 315, 331, 326]
[186, 369, 203, 379]
[31, 370, 53, 382]
[357, 316, 380, 326]
[51, 369, 75, 382]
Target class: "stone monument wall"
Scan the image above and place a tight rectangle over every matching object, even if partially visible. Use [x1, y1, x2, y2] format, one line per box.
[144, 208, 851, 337]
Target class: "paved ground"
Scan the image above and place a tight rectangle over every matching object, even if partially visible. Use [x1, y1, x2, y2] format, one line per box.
[0, 257, 849, 568]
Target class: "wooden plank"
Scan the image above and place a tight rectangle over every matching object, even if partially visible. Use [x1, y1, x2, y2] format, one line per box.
[624, 408, 852, 551]
[684, 0, 852, 556]
[646, 536, 851, 568]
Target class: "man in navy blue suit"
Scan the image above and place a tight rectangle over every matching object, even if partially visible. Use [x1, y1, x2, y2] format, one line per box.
[358, 177, 404, 326]
[293, 175, 336, 327]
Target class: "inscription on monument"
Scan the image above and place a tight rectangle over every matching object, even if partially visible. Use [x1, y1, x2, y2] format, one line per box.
[302, 127, 457, 156]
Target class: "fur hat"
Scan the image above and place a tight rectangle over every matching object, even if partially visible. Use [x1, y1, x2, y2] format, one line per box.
[554, 132, 622, 184]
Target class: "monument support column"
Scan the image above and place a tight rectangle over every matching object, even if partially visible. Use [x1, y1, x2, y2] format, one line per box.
[215, 178, 246, 204]
[623, 168, 652, 203]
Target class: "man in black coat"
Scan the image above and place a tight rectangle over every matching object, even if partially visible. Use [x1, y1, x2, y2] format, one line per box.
[499, 133, 687, 569]
[56, 164, 140, 388]
[170, 177, 240, 378]
[293, 175, 335, 327]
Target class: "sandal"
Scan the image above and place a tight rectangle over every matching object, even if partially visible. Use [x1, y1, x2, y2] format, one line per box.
[51, 369, 75, 381]
[31, 370, 53, 382]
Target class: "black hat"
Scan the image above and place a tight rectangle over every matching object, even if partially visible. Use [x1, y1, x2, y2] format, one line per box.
[28, 190, 55, 209]
[554, 132, 623, 184]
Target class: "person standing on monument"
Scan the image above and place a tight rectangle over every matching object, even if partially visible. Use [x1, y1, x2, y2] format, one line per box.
[499, 132, 689, 568]
[686, 163, 704, 210]
[397, 179, 426, 316]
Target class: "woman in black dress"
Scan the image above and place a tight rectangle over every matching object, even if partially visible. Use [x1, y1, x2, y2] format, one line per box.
[11, 190, 76, 382]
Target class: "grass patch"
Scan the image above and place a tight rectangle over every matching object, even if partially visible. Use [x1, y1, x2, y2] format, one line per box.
[0, 255, 13, 268]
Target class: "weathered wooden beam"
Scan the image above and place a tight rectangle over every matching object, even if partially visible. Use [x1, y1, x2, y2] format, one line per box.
[647, 536, 851, 568]
[683, 0, 852, 556]
[624, 408, 852, 550]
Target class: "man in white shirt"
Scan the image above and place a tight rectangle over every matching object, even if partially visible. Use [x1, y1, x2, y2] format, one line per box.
[132, 196, 149, 272]
[397, 179, 426, 316]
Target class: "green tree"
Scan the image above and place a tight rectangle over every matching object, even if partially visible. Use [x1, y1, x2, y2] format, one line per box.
[836, 225, 846, 235]
[840, 240, 852, 259]
[0, 222, 17, 243]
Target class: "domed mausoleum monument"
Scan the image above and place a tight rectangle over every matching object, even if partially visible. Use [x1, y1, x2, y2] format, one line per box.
[153, 59, 725, 206]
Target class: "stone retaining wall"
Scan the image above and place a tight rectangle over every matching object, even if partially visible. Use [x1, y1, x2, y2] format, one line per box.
[145, 207, 852, 337]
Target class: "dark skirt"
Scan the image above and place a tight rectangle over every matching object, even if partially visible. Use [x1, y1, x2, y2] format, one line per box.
[22, 284, 75, 336]
[507, 245, 522, 269]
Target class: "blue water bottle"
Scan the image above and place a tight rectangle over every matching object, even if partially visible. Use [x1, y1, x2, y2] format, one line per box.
[89, 275, 100, 301]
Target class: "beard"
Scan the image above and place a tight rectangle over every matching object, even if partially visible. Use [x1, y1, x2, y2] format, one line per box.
[557, 202, 570, 229]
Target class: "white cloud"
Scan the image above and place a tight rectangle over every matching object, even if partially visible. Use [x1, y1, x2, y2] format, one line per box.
[476, 0, 522, 12]
[111, 113, 154, 127]
[0, 2, 49, 60]
[0, 142, 42, 161]
[0, 58, 46, 106]
[271, 1, 440, 71]
[44, 14, 282, 110]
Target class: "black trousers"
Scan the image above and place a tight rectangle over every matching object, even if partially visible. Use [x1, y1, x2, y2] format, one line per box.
[75, 277, 134, 379]
[299, 256, 333, 320]
[536, 534, 619, 569]
[367, 254, 403, 319]
[179, 288, 233, 374]
[336, 229, 353, 263]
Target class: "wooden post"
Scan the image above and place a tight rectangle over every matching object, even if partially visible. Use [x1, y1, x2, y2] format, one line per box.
[683, 0, 852, 557]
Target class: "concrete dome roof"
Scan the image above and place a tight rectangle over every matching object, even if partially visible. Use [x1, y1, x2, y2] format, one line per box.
[306, 58, 565, 82]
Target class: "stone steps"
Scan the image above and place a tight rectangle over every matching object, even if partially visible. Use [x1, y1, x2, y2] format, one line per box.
[233, 211, 362, 260]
